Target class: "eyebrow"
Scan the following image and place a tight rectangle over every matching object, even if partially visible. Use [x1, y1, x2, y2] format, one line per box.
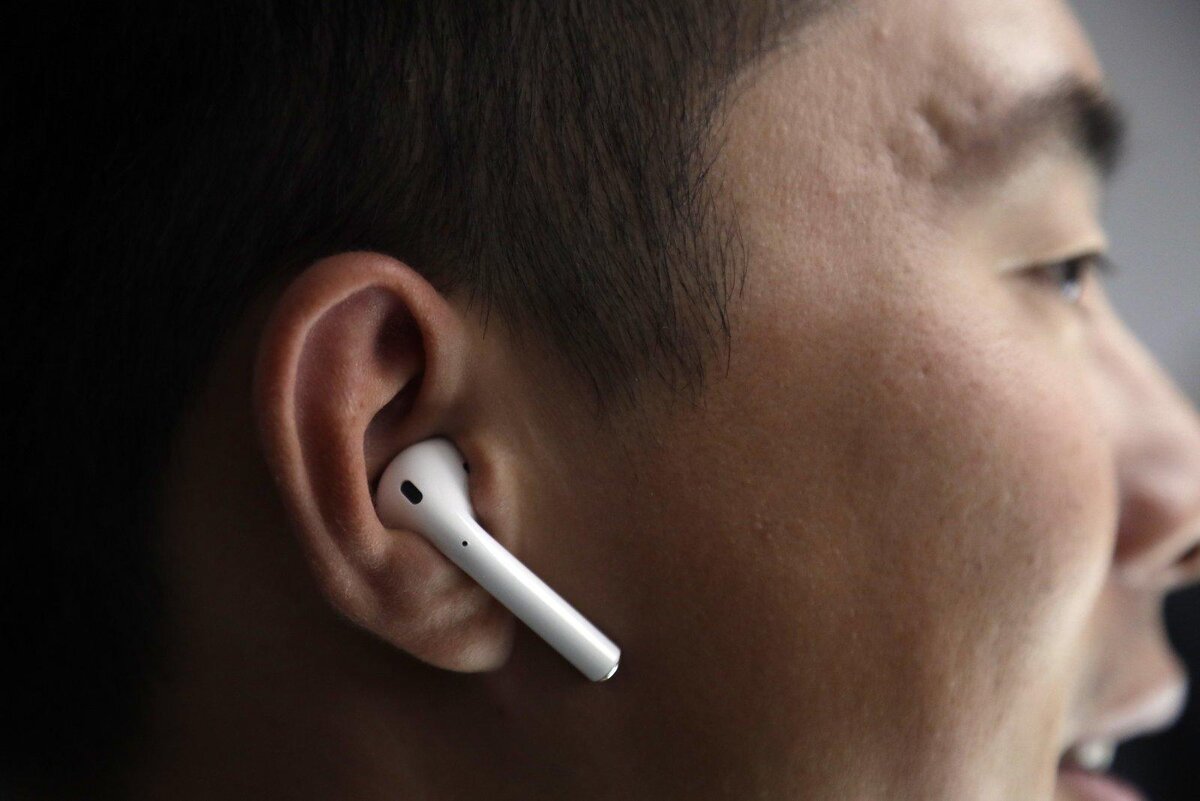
[941, 77, 1128, 187]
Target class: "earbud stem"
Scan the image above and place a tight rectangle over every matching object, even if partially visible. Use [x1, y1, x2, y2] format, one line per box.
[423, 508, 620, 682]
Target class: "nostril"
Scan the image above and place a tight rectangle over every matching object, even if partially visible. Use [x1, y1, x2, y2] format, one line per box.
[1169, 540, 1200, 589]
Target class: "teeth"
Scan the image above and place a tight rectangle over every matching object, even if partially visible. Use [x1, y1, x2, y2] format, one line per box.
[1070, 740, 1116, 772]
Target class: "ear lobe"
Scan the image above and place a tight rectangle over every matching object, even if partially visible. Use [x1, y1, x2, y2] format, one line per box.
[253, 252, 515, 673]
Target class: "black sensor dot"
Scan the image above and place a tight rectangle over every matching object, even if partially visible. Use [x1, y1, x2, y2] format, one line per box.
[461, 540, 468, 547]
[400, 480, 423, 504]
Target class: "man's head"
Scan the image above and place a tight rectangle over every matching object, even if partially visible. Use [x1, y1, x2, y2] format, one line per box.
[7, 0, 1200, 799]
[7, 0, 801, 789]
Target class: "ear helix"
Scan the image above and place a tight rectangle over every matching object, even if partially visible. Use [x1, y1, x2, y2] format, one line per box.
[374, 438, 620, 682]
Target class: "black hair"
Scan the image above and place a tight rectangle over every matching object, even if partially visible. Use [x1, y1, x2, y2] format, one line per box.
[3, 0, 824, 793]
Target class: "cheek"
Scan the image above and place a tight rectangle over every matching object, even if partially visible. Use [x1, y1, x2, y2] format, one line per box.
[616, 268, 1115, 797]
[845, 280, 1114, 636]
[855, 297, 1114, 792]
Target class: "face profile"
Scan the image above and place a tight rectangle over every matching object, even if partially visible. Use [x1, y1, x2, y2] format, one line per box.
[4, 1, 1199, 800]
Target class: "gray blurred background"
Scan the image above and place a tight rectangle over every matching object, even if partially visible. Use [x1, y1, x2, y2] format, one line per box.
[1073, 0, 1198, 400]
[1071, 1, 1199, 797]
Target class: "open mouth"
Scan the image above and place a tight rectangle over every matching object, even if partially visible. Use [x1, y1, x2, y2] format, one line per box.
[1056, 741, 1143, 801]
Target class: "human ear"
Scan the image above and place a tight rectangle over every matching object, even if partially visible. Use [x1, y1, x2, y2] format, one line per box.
[252, 252, 514, 672]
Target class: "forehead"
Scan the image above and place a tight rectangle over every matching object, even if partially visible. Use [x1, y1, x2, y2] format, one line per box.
[724, 0, 1104, 198]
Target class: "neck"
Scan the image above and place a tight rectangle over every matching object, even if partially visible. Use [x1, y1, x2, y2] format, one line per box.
[120, 498, 539, 801]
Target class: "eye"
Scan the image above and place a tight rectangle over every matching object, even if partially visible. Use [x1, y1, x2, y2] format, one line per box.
[1024, 252, 1116, 305]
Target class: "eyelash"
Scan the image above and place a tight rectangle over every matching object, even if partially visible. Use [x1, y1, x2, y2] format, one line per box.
[1026, 252, 1117, 305]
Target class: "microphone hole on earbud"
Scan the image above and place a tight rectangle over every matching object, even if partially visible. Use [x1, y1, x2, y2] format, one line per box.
[461, 541, 468, 547]
[400, 480, 423, 504]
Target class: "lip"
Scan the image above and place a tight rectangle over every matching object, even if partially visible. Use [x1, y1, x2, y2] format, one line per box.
[1057, 766, 1145, 801]
[1074, 681, 1189, 747]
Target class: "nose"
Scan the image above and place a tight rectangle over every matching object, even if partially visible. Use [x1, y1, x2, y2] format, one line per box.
[1097, 302, 1200, 593]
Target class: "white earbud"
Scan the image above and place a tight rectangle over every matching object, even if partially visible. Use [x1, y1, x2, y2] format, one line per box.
[374, 438, 620, 682]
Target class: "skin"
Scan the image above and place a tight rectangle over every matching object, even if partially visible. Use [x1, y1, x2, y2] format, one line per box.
[126, 0, 1200, 799]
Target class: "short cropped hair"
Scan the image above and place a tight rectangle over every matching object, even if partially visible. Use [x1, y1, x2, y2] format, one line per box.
[3, 0, 825, 792]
